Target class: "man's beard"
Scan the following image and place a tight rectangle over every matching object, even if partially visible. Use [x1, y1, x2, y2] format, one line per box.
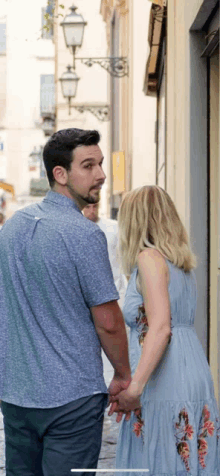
[67, 183, 100, 204]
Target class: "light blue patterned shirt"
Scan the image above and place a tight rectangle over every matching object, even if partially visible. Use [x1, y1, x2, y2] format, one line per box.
[0, 191, 119, 408]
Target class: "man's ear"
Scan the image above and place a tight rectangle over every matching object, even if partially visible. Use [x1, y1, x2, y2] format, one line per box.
[52, 166, 68, 185]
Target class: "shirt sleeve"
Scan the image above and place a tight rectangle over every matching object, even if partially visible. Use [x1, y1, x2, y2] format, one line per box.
[74, 228, 119, 308]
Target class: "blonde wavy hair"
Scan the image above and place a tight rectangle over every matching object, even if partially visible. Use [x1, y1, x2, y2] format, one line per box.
[118, 185, 197, 275]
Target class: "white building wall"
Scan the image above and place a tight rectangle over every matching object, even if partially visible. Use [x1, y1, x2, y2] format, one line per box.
[4, 0, 55, 196]
[56, 0, 109, 218]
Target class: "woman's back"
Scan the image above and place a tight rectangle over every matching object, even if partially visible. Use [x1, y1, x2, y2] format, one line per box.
[124, 260, 215, 401]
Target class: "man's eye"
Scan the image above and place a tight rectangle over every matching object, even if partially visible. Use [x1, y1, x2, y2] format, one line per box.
[85, 164, 92, 169]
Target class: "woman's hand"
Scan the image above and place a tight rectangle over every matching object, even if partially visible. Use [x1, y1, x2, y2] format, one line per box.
[108, 385, 141, 420]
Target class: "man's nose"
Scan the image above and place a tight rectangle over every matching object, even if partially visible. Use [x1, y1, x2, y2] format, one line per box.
[97, 166, 106, 181]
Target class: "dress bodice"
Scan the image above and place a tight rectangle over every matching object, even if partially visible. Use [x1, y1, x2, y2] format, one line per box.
[123, 259, 197, 330]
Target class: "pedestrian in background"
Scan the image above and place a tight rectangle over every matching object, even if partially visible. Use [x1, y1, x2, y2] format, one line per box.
[0, 128, 140, 476]
[109, 185, 220, 475]
[83, 202, 127, 305]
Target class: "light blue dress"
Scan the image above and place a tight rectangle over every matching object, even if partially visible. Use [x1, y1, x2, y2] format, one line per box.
[116, 260, 220, 476]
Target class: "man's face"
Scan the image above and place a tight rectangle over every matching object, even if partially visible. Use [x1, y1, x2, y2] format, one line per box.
[83, 203, 99, 222]
[66, 145, 106, 207]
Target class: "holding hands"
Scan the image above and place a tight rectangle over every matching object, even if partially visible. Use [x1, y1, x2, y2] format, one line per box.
[108, 374, 141, 423]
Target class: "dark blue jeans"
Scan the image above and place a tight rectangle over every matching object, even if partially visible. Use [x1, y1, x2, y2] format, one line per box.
[1, 393, 108, 476]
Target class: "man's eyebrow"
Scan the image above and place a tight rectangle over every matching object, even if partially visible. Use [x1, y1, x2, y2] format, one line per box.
[81, 157, 104, 164]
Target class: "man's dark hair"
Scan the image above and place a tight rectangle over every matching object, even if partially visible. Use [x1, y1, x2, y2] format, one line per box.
[43, 128, 101, 187]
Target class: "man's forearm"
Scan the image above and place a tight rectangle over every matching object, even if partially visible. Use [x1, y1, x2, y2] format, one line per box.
[91, 300, 131, 379]
[96, 321, 130, 378]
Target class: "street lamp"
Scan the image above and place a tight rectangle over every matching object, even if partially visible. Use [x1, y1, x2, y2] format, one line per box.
[60, 5, 128, 77]
[60, 5, 87, 69]
[59, 65, 80, 115]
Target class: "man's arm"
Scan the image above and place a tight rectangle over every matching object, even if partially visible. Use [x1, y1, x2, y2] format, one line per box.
[91, 300, 141, 416]
[75, 228, 139, 411]
[91, 300, 130, 380]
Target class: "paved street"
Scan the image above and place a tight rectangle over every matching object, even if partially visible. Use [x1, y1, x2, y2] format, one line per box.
[0, 352, 120, 475]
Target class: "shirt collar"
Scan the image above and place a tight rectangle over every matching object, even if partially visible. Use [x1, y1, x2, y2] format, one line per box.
[44, 190, 82, 213]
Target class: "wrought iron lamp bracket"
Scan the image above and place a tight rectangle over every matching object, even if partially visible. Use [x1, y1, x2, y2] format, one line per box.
[72, 104, 110, 121]
[74, 57, 129, 78]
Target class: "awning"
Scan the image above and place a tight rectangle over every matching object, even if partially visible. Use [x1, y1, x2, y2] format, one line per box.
[201, 28, 219, 57]
[143, 2, 166, 96]
[148, 0, 166, 6]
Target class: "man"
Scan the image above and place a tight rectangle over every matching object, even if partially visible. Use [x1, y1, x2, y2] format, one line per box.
[83, 203, 127, 304]
[0, 128, 140, 476]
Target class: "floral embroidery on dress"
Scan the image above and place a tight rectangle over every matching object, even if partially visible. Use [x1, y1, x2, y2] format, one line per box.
[198, 405, 215, 469]
[136, 303, 148, 346]
[136, 303, 172, 346]
[174, 408, 194, 472]
[133, 410, 144, 440]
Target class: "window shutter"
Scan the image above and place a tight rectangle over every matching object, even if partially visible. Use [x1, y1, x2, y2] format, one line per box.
[0, 24, 6, 54]
[40, 75, 55, 116]
[46, 1, 55, 16]
[41, 6, 53, 39]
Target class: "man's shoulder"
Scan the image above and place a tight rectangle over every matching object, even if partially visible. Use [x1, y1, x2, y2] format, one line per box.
[64, 210, 102, 235]
[3, 203, 42, 226]
[57, 210, 106, 252]
[4, 201, 102, 239]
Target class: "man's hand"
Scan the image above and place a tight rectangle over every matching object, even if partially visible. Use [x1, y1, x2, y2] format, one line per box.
[108, 385, 141, 422]
[108, 373, 131, 402]
[107, 373, 131, 421]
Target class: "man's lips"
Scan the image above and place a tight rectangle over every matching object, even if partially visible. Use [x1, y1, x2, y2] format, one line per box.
[91, 184, 103, 190]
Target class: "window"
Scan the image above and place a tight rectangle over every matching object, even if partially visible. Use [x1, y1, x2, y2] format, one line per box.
[41, 1, 55, 40]
[40, 75, 55, 117]
[0, 23, 6, 55]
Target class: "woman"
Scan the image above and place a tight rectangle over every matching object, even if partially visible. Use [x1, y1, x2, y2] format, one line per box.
[110, 186, 220, 475]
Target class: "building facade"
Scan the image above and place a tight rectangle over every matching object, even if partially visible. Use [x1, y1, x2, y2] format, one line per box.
[0, 0, 55, 210]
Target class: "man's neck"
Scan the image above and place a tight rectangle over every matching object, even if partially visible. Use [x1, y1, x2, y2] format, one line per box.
[51, 185, 85, 211]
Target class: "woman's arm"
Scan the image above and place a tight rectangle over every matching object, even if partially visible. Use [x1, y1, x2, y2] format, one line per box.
[109, 249, 171, 414]
[130, 249, 171, 395]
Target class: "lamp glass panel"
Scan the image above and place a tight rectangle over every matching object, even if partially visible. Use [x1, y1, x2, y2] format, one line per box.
[61, 79, 77, 98]
[63, 23, 84, 47]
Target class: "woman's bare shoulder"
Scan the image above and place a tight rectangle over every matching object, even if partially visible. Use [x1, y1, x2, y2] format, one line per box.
[137, 248, 168, 278]
[138, 248, 167, 263]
